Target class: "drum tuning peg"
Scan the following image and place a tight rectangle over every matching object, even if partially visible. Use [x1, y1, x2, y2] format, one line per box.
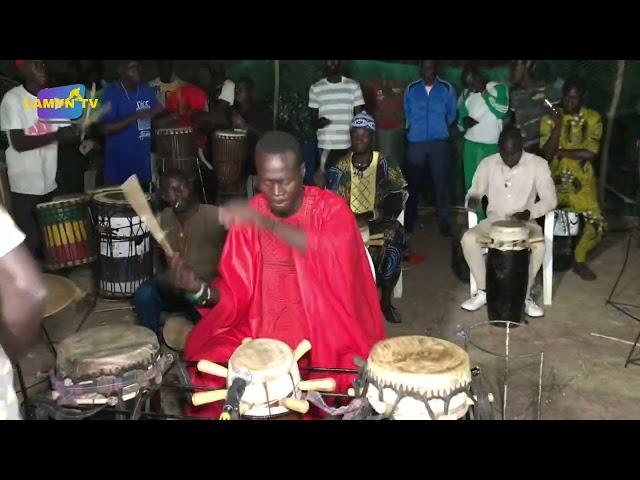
[192, 388, 228, 406]
[293, 339, 312, 362]
[299, 378, 336, 392]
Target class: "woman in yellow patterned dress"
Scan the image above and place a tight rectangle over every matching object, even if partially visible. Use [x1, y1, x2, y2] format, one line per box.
[326, 112, 408, 324]
[540, 78, 604, 281]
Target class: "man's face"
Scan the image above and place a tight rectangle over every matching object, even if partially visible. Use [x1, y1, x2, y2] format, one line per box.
[161, 177, 193, 213]
[499, 138, 523, 168]
[158, 60, 174, 81]
[561, 87, 583, 115]
[23, 60, 47, 88]
[235, 81, 253, 104]
[326, 60, 342, 76]
[257, 151, 305, 217]
[509, 64, 527, 86]
[464, 72, 485, 93]
[120, 61, 141, 86]
[421, 60, 437, 84]
[351, 128, 374, 154]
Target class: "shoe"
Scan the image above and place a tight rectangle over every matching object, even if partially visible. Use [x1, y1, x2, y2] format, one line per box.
[162, 315, 194, 352]
[524, 297, 544, 318]
[461, 290, 487, 311]
[382, 304, 402, 324]
[573, 262, 597, 281]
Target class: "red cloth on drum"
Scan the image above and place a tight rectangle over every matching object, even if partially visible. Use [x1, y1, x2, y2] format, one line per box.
[184, 187, 385, 419]
[165, 84, 209, 149]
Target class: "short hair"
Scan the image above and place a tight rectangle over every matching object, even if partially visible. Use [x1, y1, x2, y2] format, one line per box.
[255, 131, 302, 166]
[499, 126, 524, 148]
[420, 60, 439, 68]
[236, 77, 255, 90]
[159, 169, 191, 191]
[562, 77, 586, 96]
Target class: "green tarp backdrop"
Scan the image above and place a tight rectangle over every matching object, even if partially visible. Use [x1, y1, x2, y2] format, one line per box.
[226, 60, 639, 217]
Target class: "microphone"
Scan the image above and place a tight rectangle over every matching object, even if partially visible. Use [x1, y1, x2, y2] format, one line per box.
[220, 369, 251, 420]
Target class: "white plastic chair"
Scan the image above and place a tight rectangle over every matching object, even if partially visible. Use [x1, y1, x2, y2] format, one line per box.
[467, 211, 555, 305]
[393, 210, 405, 299]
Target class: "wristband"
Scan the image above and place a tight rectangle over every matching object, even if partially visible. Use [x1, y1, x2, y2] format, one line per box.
[185, 282, 206, 304]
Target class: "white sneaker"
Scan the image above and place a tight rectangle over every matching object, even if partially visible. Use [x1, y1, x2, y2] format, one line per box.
[524, 297, 544, 318]
[461, 290, 487, 312]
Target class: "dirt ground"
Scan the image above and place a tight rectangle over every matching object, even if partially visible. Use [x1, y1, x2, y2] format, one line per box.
[13, 210, 640, 420]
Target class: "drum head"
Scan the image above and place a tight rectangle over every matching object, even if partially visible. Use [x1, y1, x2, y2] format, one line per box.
[229, 338, 293, 378]
[93, 190, 140, 206]
[155, 127, 193, 135]
[369, 336, 469, 376]
[43, 274, 84, 318]
[56, 324, 159, 381]
[37, 194, 89, 209]
[215, 129, 247, 139]
[489, 220, 529, 243]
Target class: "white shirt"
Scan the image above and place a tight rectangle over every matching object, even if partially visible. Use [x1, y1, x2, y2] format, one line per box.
[148, 76, 184, 107]
[0, 85, 59, 195]
[0, 206, 26, 420]
[467, 152, 557, 221]
[218, 79, 235, 106]
[308, 76, 365, 150]
[464, 91, 503, 144]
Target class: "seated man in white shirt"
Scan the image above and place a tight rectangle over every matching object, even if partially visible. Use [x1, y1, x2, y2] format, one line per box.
[460, 126, 557, 317]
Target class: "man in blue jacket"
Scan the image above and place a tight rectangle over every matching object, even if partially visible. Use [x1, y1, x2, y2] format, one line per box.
[404, 60, 457, 237]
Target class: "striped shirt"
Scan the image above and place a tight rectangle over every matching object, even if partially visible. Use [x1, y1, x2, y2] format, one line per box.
[308, 77, 365, 150]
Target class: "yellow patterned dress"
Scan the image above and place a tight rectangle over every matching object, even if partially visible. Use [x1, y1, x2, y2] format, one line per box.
[539, 107, 604, 263]
[326, 151, 407, 288]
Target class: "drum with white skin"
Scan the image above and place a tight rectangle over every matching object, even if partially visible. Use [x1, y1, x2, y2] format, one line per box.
[357, 336, 472, 420]
[192, 338, 337, 419]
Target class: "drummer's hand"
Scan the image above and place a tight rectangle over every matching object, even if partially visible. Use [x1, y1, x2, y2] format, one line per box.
[170, 253, 201, 294]
[466, 196, 481, 212]
[511, 210, 531, 221]
[218, 201, 268, 230]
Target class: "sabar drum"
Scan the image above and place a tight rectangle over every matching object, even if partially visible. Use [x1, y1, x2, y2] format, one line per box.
[486, 220, 530, 326]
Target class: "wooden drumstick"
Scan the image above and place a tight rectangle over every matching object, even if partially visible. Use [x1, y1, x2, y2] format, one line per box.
[81, 82, 96, 142]
[292, 339, 312, 362]
[121, 175, 174, 257]
[298, 378, 336, 392]
[197, 360, 228, 378]
[279, 397, 310, 414]
[192, 389, 227, 406]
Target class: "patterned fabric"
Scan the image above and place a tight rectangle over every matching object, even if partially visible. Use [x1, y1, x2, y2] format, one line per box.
[327, 152, 408, 288]
[351, 111, 376, 131]
[329, 152, 407, 212]
[350, 152, 380, 214]
[540, 107, 605, 262]
[510, 82, 561, 153]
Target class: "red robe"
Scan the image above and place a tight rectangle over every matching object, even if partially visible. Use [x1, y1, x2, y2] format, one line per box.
[184, 187, 385, 418]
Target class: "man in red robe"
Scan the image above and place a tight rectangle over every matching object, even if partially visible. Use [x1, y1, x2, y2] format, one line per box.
[169, 131, 385, 418]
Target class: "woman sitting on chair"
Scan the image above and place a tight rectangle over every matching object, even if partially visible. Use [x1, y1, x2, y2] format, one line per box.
[324, 112, 408, 324]
[460, 126, 557, 318]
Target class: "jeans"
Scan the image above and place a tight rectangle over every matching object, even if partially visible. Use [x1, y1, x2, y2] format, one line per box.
[404, 139, 451, 233]
[133, 279, 201, 337]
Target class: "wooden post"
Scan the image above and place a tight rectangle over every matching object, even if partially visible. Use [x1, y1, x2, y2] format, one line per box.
[273, 60, 280, 130]
[599, 60, 625, 205]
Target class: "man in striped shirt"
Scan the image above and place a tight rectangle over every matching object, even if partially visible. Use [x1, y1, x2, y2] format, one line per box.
[308, 60, 365, 179]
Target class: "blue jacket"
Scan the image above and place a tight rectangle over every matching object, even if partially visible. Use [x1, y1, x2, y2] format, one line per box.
[404, 77, 457, 142]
